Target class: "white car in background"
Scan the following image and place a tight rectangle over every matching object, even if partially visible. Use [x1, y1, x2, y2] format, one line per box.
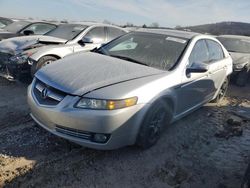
[29, 22, 127, 76]
[0, 22, 127, 80]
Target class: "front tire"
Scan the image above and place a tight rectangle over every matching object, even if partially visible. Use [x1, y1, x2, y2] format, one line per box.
[30, 56, 58, 77]
[136, 100, 172, 149]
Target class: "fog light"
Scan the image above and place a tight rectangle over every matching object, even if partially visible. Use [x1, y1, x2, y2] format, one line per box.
[93, 134, 108, 143]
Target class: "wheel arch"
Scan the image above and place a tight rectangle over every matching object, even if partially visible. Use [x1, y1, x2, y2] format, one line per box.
[136, 96, 175, 135]
[147, 95, 176, 120]
[38, 54, 61, 61]
[134, 96, 175, 148]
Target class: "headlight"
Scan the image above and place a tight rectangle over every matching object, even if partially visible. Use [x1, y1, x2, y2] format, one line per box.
[234, 57, 250, 70]
[9, 52, 33, 64]
[234, 63, 245, 69]
[75, 97, 138, 110]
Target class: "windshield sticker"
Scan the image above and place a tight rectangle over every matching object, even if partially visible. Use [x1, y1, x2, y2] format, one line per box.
[166, 37, 187, 44]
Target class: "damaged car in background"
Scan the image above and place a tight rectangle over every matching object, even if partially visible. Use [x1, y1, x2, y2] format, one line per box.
[0, 17, 14, 29]
[28, 29, 233, 150]
[217, 35, 250, 87]
[0, 22, 127, 81]
[0, 20, 57, 41]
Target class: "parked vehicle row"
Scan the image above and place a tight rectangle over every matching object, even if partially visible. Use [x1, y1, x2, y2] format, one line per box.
[1, 17, 247, 150]
[0, 22, 127, 80]
[0, 17, 249, 87]
[0, 20, 58, 41]
[27, 29, 233, 149]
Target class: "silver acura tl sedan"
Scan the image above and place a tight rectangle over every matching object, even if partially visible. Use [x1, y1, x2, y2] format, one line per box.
[28, 29, 233, 150]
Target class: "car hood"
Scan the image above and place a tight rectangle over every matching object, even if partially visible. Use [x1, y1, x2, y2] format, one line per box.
[36, 52, 165, 96]
[230, 52, 250, 65]
[0, 35, 67, 55]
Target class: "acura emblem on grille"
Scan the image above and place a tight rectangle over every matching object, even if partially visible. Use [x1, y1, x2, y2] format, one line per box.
[41, 88, 49, 99]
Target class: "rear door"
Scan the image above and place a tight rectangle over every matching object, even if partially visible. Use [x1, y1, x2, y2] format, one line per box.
[205, 39, 227, 93]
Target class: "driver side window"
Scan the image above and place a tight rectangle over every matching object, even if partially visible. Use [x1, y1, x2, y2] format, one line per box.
[189, 40, 209, 66]
[84, 27, 106, 43]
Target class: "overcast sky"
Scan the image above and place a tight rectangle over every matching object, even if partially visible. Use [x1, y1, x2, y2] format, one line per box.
[0, 0, 249, 27]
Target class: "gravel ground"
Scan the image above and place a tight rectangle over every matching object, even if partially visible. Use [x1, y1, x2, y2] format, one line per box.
[0, 78, 250, 188]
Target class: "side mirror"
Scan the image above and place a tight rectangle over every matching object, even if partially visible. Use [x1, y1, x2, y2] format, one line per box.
[23, 30, 34, 35]
[81, 37, 94, 44]
[186, 62, 208, 74]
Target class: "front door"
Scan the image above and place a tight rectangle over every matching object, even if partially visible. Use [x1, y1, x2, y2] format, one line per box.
[175, 39, 214, 115]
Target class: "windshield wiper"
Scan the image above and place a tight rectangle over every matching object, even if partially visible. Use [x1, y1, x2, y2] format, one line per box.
[110, 55, 149, 66]
[91, 47, 108, 55]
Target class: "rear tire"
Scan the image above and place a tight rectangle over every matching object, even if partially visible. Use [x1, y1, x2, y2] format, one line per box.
[136, 100, 172, 149]
[236, 68, 249, 87]
[30, 56, 58, 77]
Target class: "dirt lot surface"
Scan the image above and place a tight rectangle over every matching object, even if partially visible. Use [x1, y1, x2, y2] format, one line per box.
[1, 78, 250, 188]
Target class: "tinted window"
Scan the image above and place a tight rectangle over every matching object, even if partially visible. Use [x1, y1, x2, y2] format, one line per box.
[217, 37, 250, 53]
[107, 27, 126, 41]
[84, 27, 106, 43]
[189, 40, 209, 65]
[21, 23, 56, 35]
[3, 21, 31, 33]
[46, 24, 87, 40]
[0, 22, 5, 29]
[0, 18, 13, 28]
[206, 40, 224, 62]
[97, 32, 189, 71]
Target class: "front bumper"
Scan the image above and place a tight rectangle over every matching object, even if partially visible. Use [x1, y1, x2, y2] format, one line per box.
[27, 84, 148, 150]
[0, 62, 31, 81]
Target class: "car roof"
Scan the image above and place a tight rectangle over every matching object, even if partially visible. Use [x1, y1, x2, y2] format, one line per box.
[0, 17, 13, 22]
[71, 21, 126, 29]
[135, 28, 200, 39]
[15, 19, 60, 25]
[218, 35, 250, 40]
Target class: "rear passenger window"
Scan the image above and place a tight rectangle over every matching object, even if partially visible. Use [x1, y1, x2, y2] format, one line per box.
[206, 40, 224, 62]
[189, 40, 209, 65]
[107, 27, 126, 41]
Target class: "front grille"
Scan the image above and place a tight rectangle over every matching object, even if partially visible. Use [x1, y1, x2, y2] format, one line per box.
[33, 79, 66, 106]
[0, 52, 11, 64]
[55, 125, 92, 140]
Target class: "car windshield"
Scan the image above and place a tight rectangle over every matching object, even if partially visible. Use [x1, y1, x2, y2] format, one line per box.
[217, 37, 250, 53]
[45, 24, 87, 40]
[96, 32, 189, 71]
[3, 21, 31, 33]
